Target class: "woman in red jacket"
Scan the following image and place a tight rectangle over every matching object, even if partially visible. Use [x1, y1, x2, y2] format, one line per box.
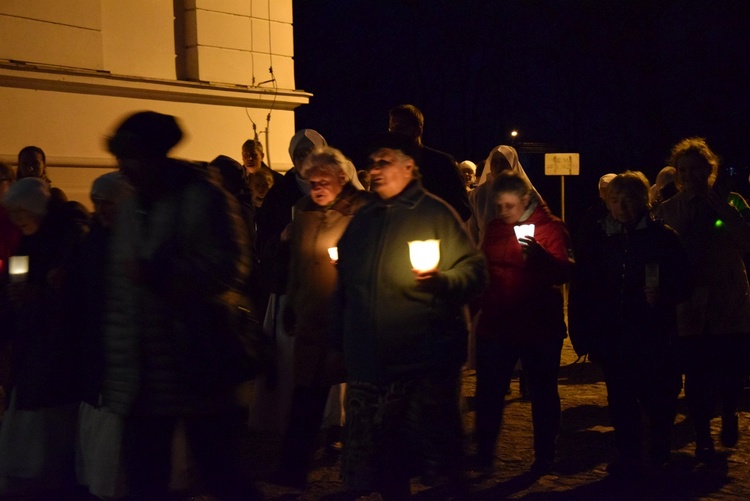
[473, 170, 574, 474]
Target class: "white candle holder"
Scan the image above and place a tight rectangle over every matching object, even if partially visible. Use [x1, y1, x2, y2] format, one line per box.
[408, 239, 440, 273]
[513, 224, 535, 243]
[327, 247, 339, 262]
[9, 255, 29, 283]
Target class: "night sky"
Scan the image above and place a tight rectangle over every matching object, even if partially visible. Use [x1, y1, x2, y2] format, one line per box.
[291, 0, 750, 220]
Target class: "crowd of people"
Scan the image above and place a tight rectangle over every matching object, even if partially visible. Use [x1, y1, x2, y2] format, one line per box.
[0, 105, 749, 500]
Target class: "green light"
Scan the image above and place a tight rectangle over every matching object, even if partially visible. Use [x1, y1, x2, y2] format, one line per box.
[715, 219, 724, 228]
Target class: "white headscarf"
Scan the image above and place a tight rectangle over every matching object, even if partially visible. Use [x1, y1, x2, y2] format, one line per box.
[468, 144, 543, 245]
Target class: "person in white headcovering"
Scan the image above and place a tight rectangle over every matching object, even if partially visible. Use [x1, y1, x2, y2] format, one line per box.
[459, 160, 477, 191]
[250, 129, 330, 434]
[468, 145, 543, 245]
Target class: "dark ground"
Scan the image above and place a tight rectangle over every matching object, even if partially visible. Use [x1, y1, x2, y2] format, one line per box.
[251, 337, 750, 500]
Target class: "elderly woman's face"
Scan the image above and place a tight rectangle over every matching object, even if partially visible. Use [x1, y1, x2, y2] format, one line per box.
[308, 171, 345, 207]
[8, 207, 43, 235]
[607, 188, 646, 226]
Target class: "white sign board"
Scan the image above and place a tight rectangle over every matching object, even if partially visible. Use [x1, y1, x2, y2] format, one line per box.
[545, 153, 580, 176]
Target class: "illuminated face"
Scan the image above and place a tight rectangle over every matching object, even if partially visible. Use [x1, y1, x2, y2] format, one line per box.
[495, 191, 530, 225]
[308, 172, 345, 207]
[460, 167, 475, 186]
[8, 207, 43, 235]
[242, 146, 263, 174]
[17, 151, 45, 179]
[676, 153, 711, 195]
[607, 188, 645, 226]
[368, 148, 414, 199]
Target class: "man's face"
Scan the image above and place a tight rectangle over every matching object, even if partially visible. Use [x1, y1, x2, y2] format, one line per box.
[368, 148, 413, 199]
[388, 116, 421, 141]
[17, 151, 45, 179]
[242, 146, 263, 173]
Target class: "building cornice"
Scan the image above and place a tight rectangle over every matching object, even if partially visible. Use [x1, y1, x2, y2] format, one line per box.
[0, 59, 311, 110]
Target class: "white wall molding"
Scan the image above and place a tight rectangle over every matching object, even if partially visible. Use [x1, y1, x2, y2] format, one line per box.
[0, 60, 310, 110]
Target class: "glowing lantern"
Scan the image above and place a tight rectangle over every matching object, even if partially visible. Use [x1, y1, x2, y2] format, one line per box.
[9, 255, 29, 283]
[327, 247, 339, 262]
[513, 224, 535, 243]
[408, 239, 440, 272]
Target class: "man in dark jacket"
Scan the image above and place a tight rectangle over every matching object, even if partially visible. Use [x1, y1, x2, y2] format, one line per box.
[388, 104, 472, 221]
[331, 132, 487, 497]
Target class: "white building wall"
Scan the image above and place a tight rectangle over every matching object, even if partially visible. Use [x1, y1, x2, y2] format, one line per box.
[0, 0, 307, 209]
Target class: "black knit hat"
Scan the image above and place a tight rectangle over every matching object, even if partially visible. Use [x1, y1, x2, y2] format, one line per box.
[107, 111, 183, 158]
[366, 132, 420, 162]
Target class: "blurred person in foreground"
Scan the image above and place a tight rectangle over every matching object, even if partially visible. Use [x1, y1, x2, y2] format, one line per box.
[102, 111, 259, 500]
[569, 171, 690, 475]
[69, 171, 133, 500]
[656, 137, 750, 462]
[331, 132, 487, 498]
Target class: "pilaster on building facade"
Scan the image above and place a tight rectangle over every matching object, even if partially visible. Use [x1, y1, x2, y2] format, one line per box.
[0, 0, 309, 207]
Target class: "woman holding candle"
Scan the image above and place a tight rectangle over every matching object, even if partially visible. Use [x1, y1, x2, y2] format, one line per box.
[0, 177, 88, 497]
[569, 171, 690, 475]
[473, 170, 574, 474]
[270, 146, 371, 488]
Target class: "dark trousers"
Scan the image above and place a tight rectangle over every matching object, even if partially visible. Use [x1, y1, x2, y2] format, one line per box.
[342, 369, 464, 498]
[278, 385, 331, 480]
[122, 409, 250, 501]
[678, 335, 750, 445]
[474, 336, 563, 463]
[599, 350, 680, 463]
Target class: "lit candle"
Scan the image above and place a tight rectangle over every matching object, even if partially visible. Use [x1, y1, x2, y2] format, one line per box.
[327, 247, 339, 262]
[9, 255, 29, 283]
[513, 224, 535, 243]
[408, 239, 440, 272]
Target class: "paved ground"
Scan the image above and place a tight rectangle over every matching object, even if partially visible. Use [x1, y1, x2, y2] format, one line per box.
[252, 338, 750, 500]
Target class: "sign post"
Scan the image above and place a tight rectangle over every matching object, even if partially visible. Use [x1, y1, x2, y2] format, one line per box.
[544, 153, 580, 221]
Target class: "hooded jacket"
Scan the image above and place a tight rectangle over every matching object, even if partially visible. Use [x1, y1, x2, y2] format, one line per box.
[476, 201, 573, 345]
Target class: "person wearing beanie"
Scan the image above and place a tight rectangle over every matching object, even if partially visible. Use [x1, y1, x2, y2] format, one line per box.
[0, 176, 88, 498]
[100, 111, 260, 500]
[329, 132, 488, 497]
